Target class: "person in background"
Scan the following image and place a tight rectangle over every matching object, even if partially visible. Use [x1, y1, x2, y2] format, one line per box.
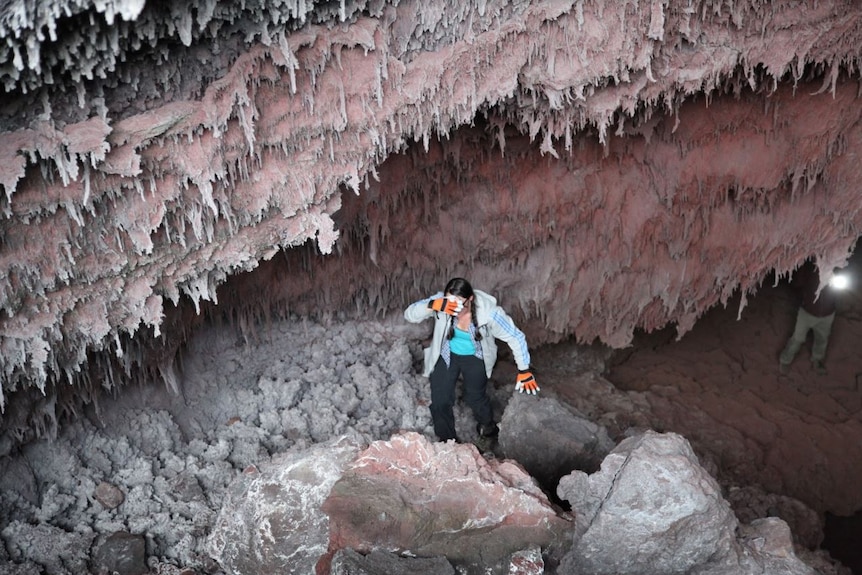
[779, 259, 839, 375]
[404, 277, 538, 447]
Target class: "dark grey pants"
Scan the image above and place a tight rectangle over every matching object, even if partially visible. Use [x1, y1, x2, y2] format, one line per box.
[429, 354, 492, 441]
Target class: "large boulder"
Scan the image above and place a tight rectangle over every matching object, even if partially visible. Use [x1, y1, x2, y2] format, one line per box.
[556, 431, 738, 575]
[557, 430, 822, 575]
[320, 431, 573, 575]
[206, 434, 364, 575]
[499, 393, 615, 488]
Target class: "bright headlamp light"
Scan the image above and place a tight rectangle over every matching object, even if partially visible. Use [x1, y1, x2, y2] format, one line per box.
[829, 273, 850, 290]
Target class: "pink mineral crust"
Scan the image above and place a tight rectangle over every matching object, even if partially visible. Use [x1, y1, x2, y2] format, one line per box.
[222, 78, 862, 349]
[1, 1, 862, 410]
[318, 431, 572, 574]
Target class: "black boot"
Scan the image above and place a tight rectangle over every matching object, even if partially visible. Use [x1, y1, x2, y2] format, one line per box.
[474, 422, 499, 454]
[476, 422, 499, 438]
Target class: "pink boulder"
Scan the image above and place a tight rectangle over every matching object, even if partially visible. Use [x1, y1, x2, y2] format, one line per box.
[319, 431, 573, 574]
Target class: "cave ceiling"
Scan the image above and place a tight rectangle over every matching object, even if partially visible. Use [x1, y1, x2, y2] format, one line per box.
[1, 0, 862, 432]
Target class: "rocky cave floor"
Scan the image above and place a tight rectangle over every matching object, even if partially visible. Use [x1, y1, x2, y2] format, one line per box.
[2, 263, 862, 574]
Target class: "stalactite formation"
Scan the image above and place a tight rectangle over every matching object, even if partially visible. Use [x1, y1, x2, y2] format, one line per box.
[1, 0, 862, 444]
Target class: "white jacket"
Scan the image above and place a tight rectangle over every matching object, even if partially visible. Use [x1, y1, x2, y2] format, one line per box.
[404, 289, 531, 378]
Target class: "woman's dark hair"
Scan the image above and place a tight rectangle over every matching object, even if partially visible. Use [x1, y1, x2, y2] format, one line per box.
[444, 277, 482, 341]
[444, 277, 473, 299]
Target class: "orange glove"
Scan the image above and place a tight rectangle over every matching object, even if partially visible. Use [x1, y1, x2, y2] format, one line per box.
[515, 370, 539, 395]
[428, 296, 463, 316]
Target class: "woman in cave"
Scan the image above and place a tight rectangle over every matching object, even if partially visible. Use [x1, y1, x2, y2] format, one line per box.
[404, 277, 538, 447]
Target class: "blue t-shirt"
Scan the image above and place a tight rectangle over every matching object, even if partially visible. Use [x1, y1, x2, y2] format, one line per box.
[450, 327, 476, 355]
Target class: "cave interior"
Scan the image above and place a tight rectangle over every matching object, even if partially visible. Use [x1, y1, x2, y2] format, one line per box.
[3, 0, 862, 574]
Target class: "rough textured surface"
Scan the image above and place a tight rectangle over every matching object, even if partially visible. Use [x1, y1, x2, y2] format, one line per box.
[700, 518, 820, 575]
[207, 434, 364, 575]
[508, 547, 545, 575]
[91, 531, 148, 575]
[0, 317, 438, 574]
[330, 548, 456, 575]
[727, 486, 825, 550]
[556, 431, 819, 575]
[320, 431, 573, 575]
[2, 0, 862, 433]
[498, 392, 615, 488]
[0, 311, 853, 574]
[557, 431, 738, 575]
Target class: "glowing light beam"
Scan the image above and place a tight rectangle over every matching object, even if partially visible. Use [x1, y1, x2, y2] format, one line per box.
[829, 273, 850, 290]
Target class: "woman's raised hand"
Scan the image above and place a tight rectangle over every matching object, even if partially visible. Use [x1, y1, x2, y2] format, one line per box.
[427, 296, 464, 316]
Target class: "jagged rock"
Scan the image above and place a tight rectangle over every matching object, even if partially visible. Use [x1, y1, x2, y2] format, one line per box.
[0, 458, 38, 506]
[0, 521, 93, 575]
[498, 393, 615, 489]
[169, 473, 206, 503]
[700, 517, 818, 575]
[726, 485, 824, 549]
[320, 431, 573, 575]
[0, 561, 41, 575]
[147, 565, 198, 575]
[0, 538, 40, 574]
[556, 431, 828, 575]
[93, 481, 125, 509]
[330, 548, 455, 575]
[508, 546, 544, 575]
[206, 434, 365, 575]
[91, 531, 148, 575]
[556, 431, 738, 575]
[739, 518, 799, 559]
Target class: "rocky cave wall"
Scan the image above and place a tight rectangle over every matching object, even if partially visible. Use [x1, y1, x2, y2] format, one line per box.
[2, 0, 862, 446]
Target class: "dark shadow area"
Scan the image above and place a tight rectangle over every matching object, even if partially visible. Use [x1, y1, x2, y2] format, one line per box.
[824, 510, 862, 574]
